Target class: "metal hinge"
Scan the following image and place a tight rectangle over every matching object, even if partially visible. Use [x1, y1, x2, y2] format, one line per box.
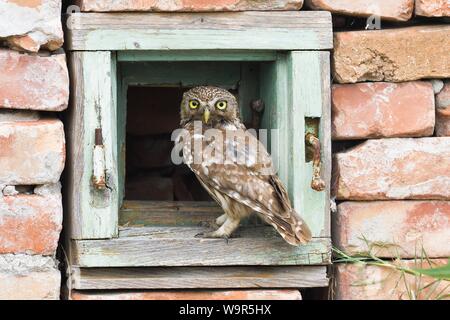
[306, 132, 325, 192]
[92, 128, 106, 190]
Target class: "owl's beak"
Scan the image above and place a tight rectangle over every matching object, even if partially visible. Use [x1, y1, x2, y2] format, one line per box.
[203, 109, 210, 124]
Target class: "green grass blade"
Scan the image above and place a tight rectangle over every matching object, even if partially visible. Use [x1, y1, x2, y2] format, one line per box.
[413, 259, 450, 281]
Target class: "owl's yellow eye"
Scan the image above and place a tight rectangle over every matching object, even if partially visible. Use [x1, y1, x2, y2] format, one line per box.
[215, 100, 227, 110]
[189, 100, 199, 109]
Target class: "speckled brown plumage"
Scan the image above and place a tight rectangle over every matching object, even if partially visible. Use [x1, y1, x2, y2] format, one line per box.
[179, 86, 312, 246]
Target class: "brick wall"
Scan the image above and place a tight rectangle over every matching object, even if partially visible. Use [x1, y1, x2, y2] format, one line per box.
[0, 0, 448, 300]
[71, 290, 303, 300]
[68, 0, 449, 300]
[0, 0, 68, 300]
[307, 0, 450, 299]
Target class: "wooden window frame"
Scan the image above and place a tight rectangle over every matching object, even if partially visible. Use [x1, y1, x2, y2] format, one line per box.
[66, 11, 332, 289]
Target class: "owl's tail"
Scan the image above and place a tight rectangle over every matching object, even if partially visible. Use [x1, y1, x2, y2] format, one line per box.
[266, 176, 313, 246]
[289, 211, 312, 245]
[268, 210, 312, 246]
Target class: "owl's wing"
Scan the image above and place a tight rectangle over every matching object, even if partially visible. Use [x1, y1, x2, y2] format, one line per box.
[186, 129, 312, 245]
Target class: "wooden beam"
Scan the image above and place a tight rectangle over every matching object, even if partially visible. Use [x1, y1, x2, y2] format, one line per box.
[288, 51, 331, 238]
[120, 61, 241, 88]
[67, 51, 119, 240]
[66, 11, 333, 51]
[72, 226, 331, 267]
[70, 266, 328, 290]
[117, 50, 278, 62]
[120, 201, 223, 227]
[74, 0, 303, 12]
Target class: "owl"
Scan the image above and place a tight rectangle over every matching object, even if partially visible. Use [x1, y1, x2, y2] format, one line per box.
[179, 86, 312, 246]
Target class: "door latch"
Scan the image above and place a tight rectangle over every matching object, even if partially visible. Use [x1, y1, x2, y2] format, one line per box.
[306, 132, 325, 192]
[92, 128, 106, 189]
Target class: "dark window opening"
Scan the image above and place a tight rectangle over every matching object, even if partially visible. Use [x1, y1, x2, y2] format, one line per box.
[125, 86, 213, 201]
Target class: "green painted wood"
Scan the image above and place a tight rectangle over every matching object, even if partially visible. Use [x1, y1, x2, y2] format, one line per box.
[259, 52, 330, 238]
[72, 226, 331, 267]
[260, 54, 289, 186]
[118, 50, 277, 62]
[116, 62, 127, 208]
[286, 52, 306, 238]
[68, 51, 119, 239]
[66, 12, 333, 51]
[288, 51, 331, 238]
[80, 26, 323, 52]
[120, 62, 241, 88]
[78, 50, 331, 269]
[120, 201, 223, 227]
[119, 201, 264, 227]
[71, 266, 328, 290]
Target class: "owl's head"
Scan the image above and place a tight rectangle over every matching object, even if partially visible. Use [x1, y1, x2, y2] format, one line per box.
[180, 86, 239, 126]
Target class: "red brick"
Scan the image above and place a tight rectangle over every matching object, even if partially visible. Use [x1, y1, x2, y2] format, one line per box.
[0, 254, 60, 300]
[415, 0, 450, 17]
[71, 289, 302, 300]
[75, 0, 303, 12]
[0, 50, 69, 112]
[436, 81, 450, 136]
[333, 138, 450, 200]
[334, 259, 449, 300]
[0, 119, 65, 185]
[332, 82, 435, 140]
[334, 201, 450, 258]
[305, 0, 414, 21]
[333, 26, 450, 83]
[0, 0, 63, 52]
[0, 184, 62, 256]
[0, 270, 60, 300]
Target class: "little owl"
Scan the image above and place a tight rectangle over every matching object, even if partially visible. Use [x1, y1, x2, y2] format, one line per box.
[179, 86, 312, 246]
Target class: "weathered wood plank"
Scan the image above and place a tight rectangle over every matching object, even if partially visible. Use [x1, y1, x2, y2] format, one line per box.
[66, 11, 333, 51]
[74, 0, 304, 12]
[119, 200, 277, 227]
[72, 226, 331, 267]
[288, 51, 331, 238]
[121, 61, 241, 88]
[71, 266, 328, 290]
[259, 52, 331, 238]
[67, 11, 332, 31]
[120, 201, 224, 226]
[260, 53, 290, 186]
[317, 51, 332, 237]
[118, 50, 278, 62]
[116, 60, 126, 208]
[67, 51, 119, 239]
[66, 52, 85, 242]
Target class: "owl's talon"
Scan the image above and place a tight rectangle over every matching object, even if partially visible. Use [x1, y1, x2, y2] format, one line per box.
[198, 221, 219, 229]
[194, 232, 206, 238]
[194, 230, 232, 242]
